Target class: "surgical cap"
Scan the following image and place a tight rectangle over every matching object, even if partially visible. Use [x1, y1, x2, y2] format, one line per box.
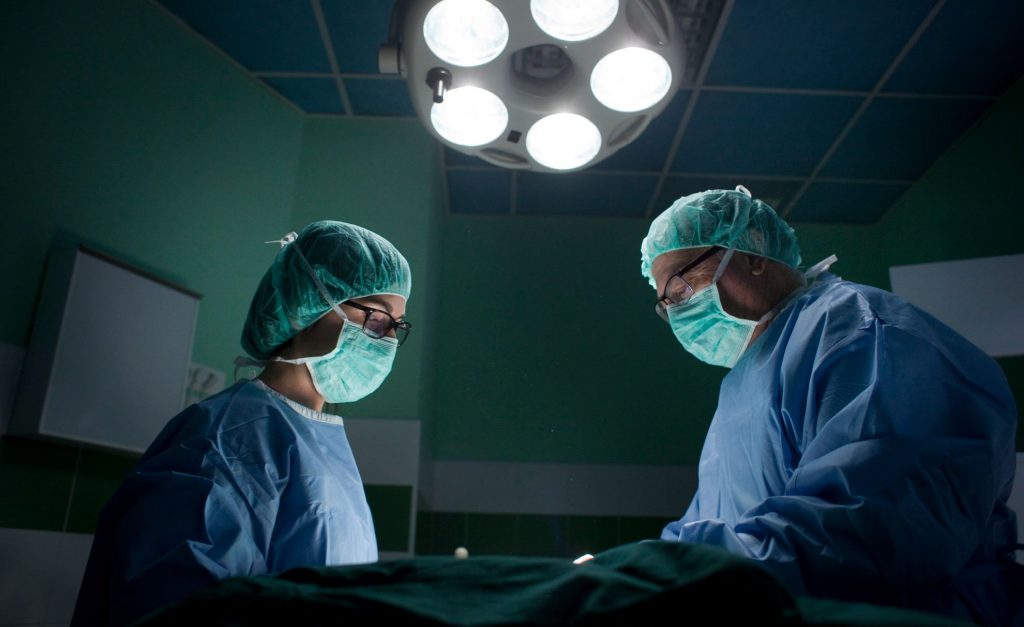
[241, 221, 412, 360]
[640, 188, 801, 289]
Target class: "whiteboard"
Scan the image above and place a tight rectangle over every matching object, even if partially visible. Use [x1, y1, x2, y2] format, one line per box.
[11, 247, 200, 453]
[889, 254, 1024, 357]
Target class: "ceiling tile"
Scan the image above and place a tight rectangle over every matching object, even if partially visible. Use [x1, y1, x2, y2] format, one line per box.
[705, 0, 934, 90]
[653, 176, 803, 216]
[262, 77, 342, 114]
[672, 91, 863, 176]
[788, 181, 911, 223]
[345, 79, 415, 117]
[447, 170, 512, 215]
[321, 0, 396, 74]
[517, 173, 656, 217]
[158, 0, 329, 72]
[821, 97, 992, 180]
[884, 0, 1024, 96]
[591, 90, 692, 172]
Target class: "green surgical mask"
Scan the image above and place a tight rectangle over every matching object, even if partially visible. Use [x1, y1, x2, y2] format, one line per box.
[274, 312, 397, 403]
[666, 250, 837, 368]
[271, 243, 398, 403]
[666, 282, 761, 368]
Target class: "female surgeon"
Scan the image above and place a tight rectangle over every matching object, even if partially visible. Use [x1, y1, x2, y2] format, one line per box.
[72, 221, 412, 626]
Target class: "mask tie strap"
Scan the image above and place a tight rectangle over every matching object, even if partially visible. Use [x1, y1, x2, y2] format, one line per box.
[233, 356, 266, 382]
[804, 254, 838, 281]
[271, 231, 349, 323]
[712, 247, 736, 284]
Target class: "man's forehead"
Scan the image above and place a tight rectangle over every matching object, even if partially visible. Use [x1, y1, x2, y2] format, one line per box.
[651, 247, 712, 276]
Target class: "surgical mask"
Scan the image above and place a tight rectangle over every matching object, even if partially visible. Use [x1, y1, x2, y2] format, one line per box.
[272, 311, 398, 403]
[666, 250, 838, 368]
[267, 234, 398, 403]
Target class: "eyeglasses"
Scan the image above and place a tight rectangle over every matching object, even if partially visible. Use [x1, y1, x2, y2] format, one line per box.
[654, 246, 722, 322]
[346, 301, 412, 346]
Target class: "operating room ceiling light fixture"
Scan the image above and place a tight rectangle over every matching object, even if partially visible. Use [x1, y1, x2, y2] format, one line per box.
[380, 0, 685, 173]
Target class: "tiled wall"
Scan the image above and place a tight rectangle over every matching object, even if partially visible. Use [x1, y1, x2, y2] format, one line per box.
[0, 437, 137, 534]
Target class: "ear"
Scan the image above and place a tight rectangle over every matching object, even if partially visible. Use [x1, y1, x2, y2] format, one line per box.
[747, 254, 768, 276]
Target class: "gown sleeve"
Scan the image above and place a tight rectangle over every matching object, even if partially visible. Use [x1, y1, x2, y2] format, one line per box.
[666, 315, 1017, 605]
[73, 421, 275, 626]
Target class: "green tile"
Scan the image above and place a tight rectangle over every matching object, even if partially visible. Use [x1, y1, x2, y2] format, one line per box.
[66, 449, 139, 534]
[617, 516, 669, 544]
[414, 511, 433, 555]
[465, 513, 517, 557]
[425, 511, 467, 556]
[0, 437, 77, 530]
[364, 484, 412, 552]
[517, 514, 568, 557]
[566, 515, 620, 557]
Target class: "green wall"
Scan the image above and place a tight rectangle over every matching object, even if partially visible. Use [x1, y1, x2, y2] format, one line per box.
[295, 117, 443, 422]
[432, 75, 1024, 464]
[0, 0, 442, 534]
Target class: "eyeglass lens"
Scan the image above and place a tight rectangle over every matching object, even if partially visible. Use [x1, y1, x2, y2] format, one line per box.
[361, 309, 409, 345]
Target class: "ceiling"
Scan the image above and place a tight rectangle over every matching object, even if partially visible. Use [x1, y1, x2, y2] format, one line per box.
[154, 0, 1024, 223]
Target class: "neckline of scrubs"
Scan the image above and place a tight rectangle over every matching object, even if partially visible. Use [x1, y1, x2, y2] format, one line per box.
[252, 378, 346, 426]
[737, 273, 840, 366]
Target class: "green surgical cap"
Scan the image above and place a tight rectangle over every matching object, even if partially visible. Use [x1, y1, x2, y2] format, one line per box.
[241, 220, 412, 360]
[640, 187, 801, 289]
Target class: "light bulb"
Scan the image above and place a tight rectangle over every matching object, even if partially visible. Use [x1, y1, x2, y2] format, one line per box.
[423, 0, 509, 67]
[591, 47, 672, 112]
[530, 0, 619, 42]
[526, 113, 602, 170]
[431, 87, 508, 147]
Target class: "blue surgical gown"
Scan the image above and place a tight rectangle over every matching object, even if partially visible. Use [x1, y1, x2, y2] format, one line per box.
[72, 379, 377, 626]
[662, 274, 1022, 624]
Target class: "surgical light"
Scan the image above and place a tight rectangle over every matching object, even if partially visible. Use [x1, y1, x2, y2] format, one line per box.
[382, 0, 685, 172]
[423, 0, 509, 67]
[431, 86, 509, 147]
[526, 113, 602, 171]
[591, 47, 673, 113]
[530, 0, 619, 42]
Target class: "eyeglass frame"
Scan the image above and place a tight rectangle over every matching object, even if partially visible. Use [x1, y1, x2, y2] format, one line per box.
[654, 246, 723, 322]
[345, 301, 413, 346]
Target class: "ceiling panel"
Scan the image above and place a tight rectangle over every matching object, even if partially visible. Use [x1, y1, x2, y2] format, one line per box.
[672, 91, 863, 176]
[160, 0, 330, 72]
[821, 97, 993, 180]
[263, 77, 342, 114]
[321, 0, 395, 74]
[883, 0, 1024, 95]
[345, 78, 415, 116]
[704, 0, 934, 90]
[789, 181, 912, 223]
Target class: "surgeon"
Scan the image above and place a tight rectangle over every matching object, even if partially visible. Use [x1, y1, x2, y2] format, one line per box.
[641, 187, 1022, 624]
[72, 221, 412, 626]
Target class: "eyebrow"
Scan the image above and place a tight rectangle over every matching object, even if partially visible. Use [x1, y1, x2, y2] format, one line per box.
[354, 297, 393, 314]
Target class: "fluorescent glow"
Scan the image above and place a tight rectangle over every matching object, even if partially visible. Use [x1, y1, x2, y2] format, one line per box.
[530, 0, 618, 42]
[431, 87, 508, 147]
[526, 113, 602, 170]
[591, 47, 672, 112]
[423, 0, 509, 67]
